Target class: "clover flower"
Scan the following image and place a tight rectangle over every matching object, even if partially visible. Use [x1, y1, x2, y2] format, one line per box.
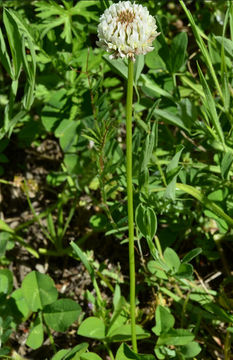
[97, 1, 159, 61]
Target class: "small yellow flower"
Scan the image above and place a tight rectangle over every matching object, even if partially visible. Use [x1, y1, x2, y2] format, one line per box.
[97, 1, 160, 61]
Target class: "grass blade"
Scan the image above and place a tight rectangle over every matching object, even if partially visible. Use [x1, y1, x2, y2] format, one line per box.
[179, 0, 223, 103]
[197, 62, 225, 146]
[176, 183, 233, 227]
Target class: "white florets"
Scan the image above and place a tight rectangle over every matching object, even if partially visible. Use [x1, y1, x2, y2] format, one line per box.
[97, 1, 160, 61]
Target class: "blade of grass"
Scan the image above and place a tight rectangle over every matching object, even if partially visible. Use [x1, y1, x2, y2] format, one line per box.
[197, 62, 225, 147]
[70, 241, 103, 309]
[3, 8, 22, 80]
[229, 1, 233, 41]
[176, 183, 233, 228]
[0, 28, 12, 77]
[180, 75, 205, 98]
[0, 219, 39, 258]
[220, 6, 232, 128]
[179, 0, 223, 103]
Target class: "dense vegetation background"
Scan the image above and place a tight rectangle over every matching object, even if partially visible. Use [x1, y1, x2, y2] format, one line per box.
[0, 0, 233, 359]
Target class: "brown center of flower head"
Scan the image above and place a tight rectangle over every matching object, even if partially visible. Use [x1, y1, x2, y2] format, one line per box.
[117, 9, 135, 25]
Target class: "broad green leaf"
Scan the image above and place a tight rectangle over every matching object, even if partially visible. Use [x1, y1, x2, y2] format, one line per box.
[103, 55, 128, 79]
[147, 260, 168, 279]
[177, 98, 197, 130]
[204, 209, 229, 233]
[107, 324, 150, 342]
[170, 32, 188, 73]
[157, 329, 194, 346]
[207, 188, 228, 202]
[145, 40, 166, 70]
[43, 299, 81, 332]
[165, 145, 184, 200]
[54, 119, 76, 137]
[154, 346, 176, 359]
[21, 271, 58, 312]
[179, 341, 201, 358]
[180, 75, 204, 97]
[135, 204, 157, 241]
[182, 248, 202, 263]
[215, 36, 233, 58]
[116, 343, 155, 360]
[70, 242, 93, 277]
[108, 295, 127, 334]
[78, 317, 106, 340]
[152, 305, 175, 336]
[189, 290, 213, 306]
[55, 120, 79, 153]
[51, 350, 70, 360]
[64, 153, 80, 174]
[221, 152, 233, 179]
[48, 88, 67, 109]
[26, 314, 44, 350]
[41, 105, 61, 132]
[7, 8, 35, 43]
[204, 302, 233, 323]
[153, 108, 189, 132]
[175, 263, 193, 279]
[141, 74, 173, 100]
[80, 353, 103, 360]
[176, 183, 233, 227]
[164, 248, 180, 273]
[0, 269, 13, 295]
[103, 77, 121, 88]
[63, 343, 89, 360]
[3, 9, 22, 80]
[11, 289, 31, 320]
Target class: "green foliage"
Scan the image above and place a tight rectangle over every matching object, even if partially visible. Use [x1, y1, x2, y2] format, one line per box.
[116, 343, 155, 360]
[0, 0, 233, 359]
[21, 271, 58, 311]
[0, 270, 81, 352]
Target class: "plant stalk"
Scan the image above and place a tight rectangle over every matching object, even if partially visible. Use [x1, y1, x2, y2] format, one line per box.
[126, 58, 137, 353]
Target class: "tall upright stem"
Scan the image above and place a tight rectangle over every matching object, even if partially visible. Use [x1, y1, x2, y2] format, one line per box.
[126, 58, 137, 353]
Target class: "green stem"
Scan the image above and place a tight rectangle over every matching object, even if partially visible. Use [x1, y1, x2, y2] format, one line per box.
[44, 318, 56, 354]
[105, 342, 115, 360]
[126, 59, 137, 353]
[224, 326, 231, 360]
[154, 153, 167, 187]
[154, 235, 163, 259]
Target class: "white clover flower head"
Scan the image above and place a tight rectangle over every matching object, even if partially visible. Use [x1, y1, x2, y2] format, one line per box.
[97, 1, 160, 61]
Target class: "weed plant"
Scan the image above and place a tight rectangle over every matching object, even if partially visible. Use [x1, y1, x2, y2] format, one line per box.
[0, 0, 233, 359]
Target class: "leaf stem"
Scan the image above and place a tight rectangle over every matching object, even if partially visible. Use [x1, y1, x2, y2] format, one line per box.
[105, 342, 115, 360]
[44, 319, 56, 354]
[224, 326, 231, 360]
[126, 58, 137, 353]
